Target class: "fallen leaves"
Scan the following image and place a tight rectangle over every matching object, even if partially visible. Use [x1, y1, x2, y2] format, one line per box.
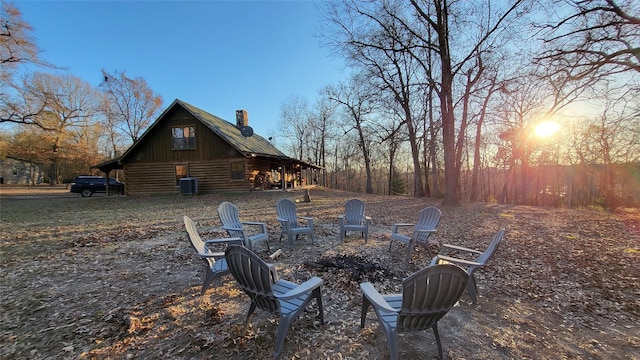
[1, 188, 638, 359]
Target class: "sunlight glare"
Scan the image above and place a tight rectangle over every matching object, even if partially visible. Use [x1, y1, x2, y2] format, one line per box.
[534, 121, 560, 138]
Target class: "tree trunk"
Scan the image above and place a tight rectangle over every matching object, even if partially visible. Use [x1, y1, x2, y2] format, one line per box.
[388, 142, 397, 195]
[469, 120, 483, 202]
[435, 1, 459, 206]
[470, 82, 495, 201]
[400, 105, 425, 197]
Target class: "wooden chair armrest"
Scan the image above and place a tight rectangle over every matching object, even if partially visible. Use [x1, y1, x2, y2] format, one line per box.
[392, 223, 414, 232]
[197, 251, 225, 259]
[433, 254, 483, 268]
[274, 277, 323, 300]
[204, 238, 243, 246]
[360, 282, 397, 313]
[299, 216, 313, 227]
[417, 229, 437, 234]
[439, 243, 482, 255]
[221, 225, 243, 232]
[242, 221, 267, 232]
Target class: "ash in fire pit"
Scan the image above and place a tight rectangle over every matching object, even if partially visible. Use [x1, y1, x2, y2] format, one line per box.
[306, 254, 399, 283]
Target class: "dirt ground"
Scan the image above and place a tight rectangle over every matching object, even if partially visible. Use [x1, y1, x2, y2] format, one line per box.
[1, 186, 638, 359]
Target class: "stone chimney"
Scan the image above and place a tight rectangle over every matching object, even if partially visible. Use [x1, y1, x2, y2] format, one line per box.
[235, 110, 248, 129]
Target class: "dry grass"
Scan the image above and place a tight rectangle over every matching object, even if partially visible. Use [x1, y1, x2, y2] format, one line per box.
[1, 186, 639, 359]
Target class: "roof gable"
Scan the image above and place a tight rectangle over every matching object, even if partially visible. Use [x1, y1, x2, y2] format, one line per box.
[120, 99, 289, 162]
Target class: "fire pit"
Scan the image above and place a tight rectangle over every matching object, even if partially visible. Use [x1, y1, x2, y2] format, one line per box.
[305, 254, 402, 283]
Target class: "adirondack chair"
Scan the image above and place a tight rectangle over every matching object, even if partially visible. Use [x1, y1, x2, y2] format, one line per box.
[360, 264, 469, 360]
[224, 245, 325, 359]
[389, 206, 442, 260]
[276, 198, 314, 248]
[217, 202, 270, 252]
[183, 216, 242, 294]
[430, 229, 505, 304]
[338, 199, 371, 243]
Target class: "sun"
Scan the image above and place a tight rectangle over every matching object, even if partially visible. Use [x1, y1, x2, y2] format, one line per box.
[534, 121, 560, 138]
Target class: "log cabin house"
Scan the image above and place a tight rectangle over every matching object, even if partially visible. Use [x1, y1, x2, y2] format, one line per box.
[94, 99, 320, 195]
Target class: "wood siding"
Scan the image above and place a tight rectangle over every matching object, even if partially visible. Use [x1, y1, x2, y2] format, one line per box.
[126, 107, 242, 164]
[117, 103, 310, 194]
[121, 106, 257, 194]
[124, 159, 251, 194]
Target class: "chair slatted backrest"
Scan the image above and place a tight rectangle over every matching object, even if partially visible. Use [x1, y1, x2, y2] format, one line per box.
[184, 216, 214, 268]
[413, 206, 442, 243]
[397, 264, 468, 331]
[344, 199, 366, 225]
[276, 198, 299, 228]
[476, 229, 505, 264]
[218, 202, 244, 239]
[225, 245, 280, 314]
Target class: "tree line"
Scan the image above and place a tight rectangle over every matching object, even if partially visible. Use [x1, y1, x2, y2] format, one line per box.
[1, 1, 639, 208]
[278, 0, 639, 208]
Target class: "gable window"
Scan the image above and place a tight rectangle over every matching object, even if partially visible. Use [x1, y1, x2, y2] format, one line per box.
[230, 161, 245, 180]
[172, 126, 196, 150]
[175, 164, 188, 186]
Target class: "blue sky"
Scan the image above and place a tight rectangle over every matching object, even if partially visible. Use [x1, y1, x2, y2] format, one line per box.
[15, 0, 348, 140]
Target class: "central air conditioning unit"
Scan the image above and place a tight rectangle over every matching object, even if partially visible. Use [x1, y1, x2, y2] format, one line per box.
[180, 177, 198, 195]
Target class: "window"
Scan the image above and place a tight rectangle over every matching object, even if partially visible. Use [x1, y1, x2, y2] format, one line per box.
[230, 161, 245, 180]
[175, 164, 188, 186]
[172, 126, 196, 149]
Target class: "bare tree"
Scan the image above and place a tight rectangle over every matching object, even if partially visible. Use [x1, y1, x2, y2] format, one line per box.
[527, 0, 640, 206]
[307, 96, 337, 186]
[100, 92, 127, 158]
[494, 76, 547, 204]
[535, 0, 640, 80]
[23, 73, 103, 183]
[0, 3, 45, 80]
[322, 0, 527, 204]
[469, 66, 502, 202]
[100, 69, 163, 144]
[376, 102, 408, 195]
[279, 94, 310, 160]
[326, 74, 377, 194]
[0, 2, 55, 128]
[323, 0, 430, 197]
[569, 89, 640, 207]
[406, 0, 526, 205]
